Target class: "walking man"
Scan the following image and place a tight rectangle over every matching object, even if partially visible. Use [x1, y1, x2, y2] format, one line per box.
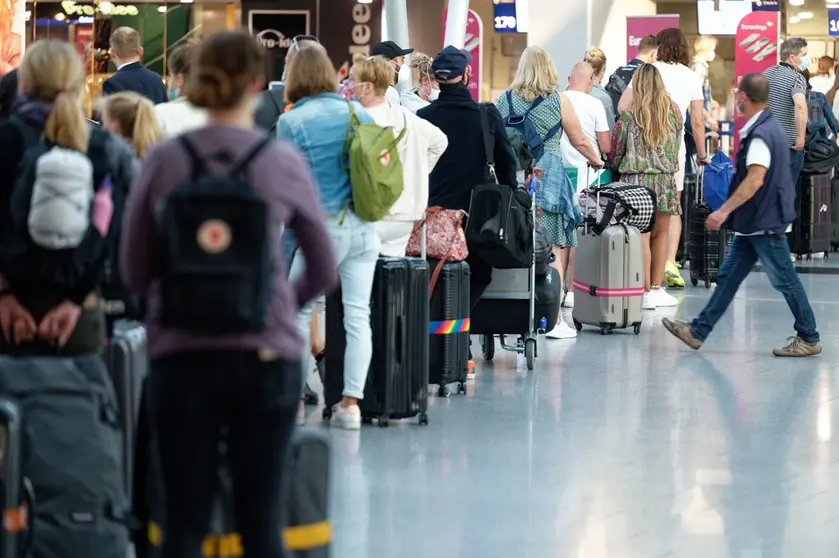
[662, 74, 821, 357]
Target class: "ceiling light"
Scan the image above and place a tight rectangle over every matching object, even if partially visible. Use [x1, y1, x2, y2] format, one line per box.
[180, 0, 193, 3]
[790, 16, 801, 23]
[798, 11, 814, 18]
[789, 0, 804, 5]
[157, 5, 166, 12]
[54, 12, 66, 21]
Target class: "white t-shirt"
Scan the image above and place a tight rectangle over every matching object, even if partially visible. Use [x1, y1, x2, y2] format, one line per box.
[629, 61, 703, 132]
[733, 110, 791, 235]
[385, 86, 401, 106]
[810, 74, 834, 96]
[559, 90, 610, 170]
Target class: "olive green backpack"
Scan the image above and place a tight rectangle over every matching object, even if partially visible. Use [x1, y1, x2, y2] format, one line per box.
[342, 103, 406, 222]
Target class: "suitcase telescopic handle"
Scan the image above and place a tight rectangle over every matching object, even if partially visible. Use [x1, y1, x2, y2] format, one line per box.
[695, 157, 704, 206]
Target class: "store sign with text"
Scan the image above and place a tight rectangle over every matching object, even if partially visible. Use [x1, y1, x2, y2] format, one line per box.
[441, 9, 483, 102]
[734, 10, 779, 152]
[248, 10, 310, 84]
[626, 15, 679, 62]
[62, 1, 138, 16]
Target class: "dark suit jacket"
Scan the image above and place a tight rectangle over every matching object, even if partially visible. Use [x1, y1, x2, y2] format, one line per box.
[102, 62, 168, 105]
[417, 84, 518, 212]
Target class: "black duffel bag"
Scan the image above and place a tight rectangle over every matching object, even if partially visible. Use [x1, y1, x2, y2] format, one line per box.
[534, 229, 555, 276]
[465, 104, 534, 269]
[803, 131, 839, 175]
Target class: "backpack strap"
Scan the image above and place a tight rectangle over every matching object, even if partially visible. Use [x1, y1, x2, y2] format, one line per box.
[543, 121, 564, 144]
[179, 136, 206, 181]
[229, 138, 271, 179]
[524, 96, 545, 117]
[478, 103, 497, 183]
[505, 90, 517, 116]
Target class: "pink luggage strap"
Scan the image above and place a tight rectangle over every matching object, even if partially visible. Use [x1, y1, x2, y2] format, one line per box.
[572, 280, 644, 298]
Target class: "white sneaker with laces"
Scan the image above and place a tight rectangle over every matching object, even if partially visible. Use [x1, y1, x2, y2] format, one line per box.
[649, 288, 678, 307]
[562, 292, 575, 308]
[642, 292, 657, 310]
[545, 319, 577, 339]
[331, 403, 362, 430]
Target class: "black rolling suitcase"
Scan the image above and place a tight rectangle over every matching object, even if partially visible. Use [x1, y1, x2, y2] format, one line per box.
[790, 171, 832, 258]
[471, 267, 561, 336]
[324, 257, 430, 427]
[832, 172, 839, 249]
[0, 398, 31, 558]
[105, 319, 148, 500]
[688, 167, 732, 288]
[428, 261, 470, 398]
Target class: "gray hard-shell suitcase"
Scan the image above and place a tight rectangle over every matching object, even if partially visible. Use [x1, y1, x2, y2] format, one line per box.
[572, 223, 644, 335]
[105, 319, 148, 501]
[0, 398, 32, 558]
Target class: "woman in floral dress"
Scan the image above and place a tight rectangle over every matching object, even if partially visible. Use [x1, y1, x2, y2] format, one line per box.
[610, 64, 683, 311]
[497, 46, 603, 339]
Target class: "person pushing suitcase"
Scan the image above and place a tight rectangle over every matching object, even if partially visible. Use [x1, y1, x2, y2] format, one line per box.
[662, 73, 822, 357]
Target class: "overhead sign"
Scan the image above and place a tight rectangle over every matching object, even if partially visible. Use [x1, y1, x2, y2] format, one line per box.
[441, 9, 484, 102]
[626, 15, 679, 62]
[830, 8, 839, 37]
[248, 10, 310, 84]
[493, 1, 518, 33]
[752, 0, 779, 11]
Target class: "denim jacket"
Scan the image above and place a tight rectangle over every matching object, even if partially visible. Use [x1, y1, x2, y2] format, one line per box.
[277, 93, 373, 215]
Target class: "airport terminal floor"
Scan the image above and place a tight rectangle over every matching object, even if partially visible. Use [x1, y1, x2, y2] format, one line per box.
[304, 262, 839, 557]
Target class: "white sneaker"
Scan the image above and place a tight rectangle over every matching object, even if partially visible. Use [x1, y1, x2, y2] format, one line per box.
[545, 319, 577, 339]
[330, 403, 362, 430]
[642, 292, 657, 310]
[562, 292, 575, 308]
[649, 288, 678, 307]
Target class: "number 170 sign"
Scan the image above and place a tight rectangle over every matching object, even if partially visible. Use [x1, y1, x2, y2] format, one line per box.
[830, 8, 839, 36]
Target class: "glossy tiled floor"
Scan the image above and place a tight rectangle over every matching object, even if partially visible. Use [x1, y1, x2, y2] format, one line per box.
[301, 261, 839, 558]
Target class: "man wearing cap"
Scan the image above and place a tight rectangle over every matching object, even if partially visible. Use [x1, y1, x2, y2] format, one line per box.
[417, 46, 518, 311]
[372, 40, 414, 104]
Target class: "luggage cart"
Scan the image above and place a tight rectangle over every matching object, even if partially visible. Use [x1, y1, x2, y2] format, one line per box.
[476, 178, 547, 371]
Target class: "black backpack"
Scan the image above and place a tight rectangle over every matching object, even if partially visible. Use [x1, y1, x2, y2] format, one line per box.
[605, 62, 642, 119]
[159, 137, 273, 334]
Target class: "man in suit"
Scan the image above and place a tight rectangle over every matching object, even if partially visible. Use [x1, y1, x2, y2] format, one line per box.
[417, 46, 518, 311]
[102, 27, 168, 104]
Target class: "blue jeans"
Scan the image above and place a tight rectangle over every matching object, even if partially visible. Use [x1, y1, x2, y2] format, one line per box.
[690, 233, 819, 343]
[789, 149, 805, 185]
[289, 211, 380, 399]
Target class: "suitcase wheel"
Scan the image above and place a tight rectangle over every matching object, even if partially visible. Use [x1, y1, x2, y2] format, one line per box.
[480, 335, 495, 361]
[573, 319, 582, 332]
[458, 382, 467, 396]
[525, 339, 536, 370]
[600, 326, 613, 336]
[633, 324, 641, 335]
[322, 408, 332, 421]
[437, 385, 451, 398]
[690, 276, 698, 287]
[378, 416, 390, 428]
[705, 277, 711, 289]
[418, 412, 429, 426]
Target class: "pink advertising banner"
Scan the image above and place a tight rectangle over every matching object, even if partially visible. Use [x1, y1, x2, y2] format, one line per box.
[626, 15, 679, 62]
[441, 9, 483, 102]
[734, 10, 780, 152]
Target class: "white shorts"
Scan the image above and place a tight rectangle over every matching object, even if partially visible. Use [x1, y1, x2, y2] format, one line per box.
[376, 221, 414, 257]
[675, 138, 687, 193]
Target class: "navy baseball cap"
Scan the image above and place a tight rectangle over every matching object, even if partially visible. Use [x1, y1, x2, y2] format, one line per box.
[432, 45, 472, 80]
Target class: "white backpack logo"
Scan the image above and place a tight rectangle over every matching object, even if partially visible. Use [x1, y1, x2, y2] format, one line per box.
[27, 147, 94, 249]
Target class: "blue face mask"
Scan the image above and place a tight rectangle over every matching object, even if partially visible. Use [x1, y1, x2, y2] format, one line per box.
[168, 83, 180, 101]
[798, 55, 810, 72]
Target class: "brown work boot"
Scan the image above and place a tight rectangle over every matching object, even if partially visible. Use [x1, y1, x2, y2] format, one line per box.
[662, 318, 703, 351]
[772, 336, 822, 357]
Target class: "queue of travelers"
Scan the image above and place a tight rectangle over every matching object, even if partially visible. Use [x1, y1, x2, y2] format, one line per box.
[0, 21, 825, 558]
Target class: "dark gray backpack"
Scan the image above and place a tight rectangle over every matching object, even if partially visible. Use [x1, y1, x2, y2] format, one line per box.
[0, 354, 128, 558]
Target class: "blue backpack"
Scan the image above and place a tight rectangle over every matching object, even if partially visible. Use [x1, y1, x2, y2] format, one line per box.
[703, 150, 734, 212]
[503, 91, 562, 170]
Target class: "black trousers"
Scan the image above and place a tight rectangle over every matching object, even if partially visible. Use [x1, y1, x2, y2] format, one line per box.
[466, 248, 493, 314]
[148, 349, 301, 558]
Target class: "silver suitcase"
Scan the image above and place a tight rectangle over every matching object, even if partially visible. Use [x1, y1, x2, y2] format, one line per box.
[572, 223, 644, 335]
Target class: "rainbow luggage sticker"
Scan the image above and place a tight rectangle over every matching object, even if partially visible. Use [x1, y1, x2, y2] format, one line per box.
[429, 319, 471, 335]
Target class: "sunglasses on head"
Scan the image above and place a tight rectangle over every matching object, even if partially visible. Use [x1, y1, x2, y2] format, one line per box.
[292, 34, 320, 51]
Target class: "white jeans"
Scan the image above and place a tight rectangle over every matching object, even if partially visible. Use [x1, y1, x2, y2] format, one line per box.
[376, 221, 413, 257]
[289, 211, 380, 400]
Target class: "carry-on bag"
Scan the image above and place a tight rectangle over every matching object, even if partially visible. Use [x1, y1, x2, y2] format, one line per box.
[146, 428, 331, 558]
[688, 165, 732, 288]
[324, 257, 430, 427]
[471, 267, 560, 337]
[428, 261, 470, 398]
[831, 171, 839, 249]
[578, 182, 657, 234]
[105, 319, 148, 500]
[464, 104, 534, 270]
[0, 398, 32, 558]
[572, 221, 644, 335]
[0, 354, 128, 558]
[790, 171, 832, 257]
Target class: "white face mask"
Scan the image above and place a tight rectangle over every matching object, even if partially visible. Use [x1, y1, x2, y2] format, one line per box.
[428, 88, 440, 102]
[395, 63, 412, 93]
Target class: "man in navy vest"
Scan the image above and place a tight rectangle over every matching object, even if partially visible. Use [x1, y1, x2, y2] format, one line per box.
[662, 73, 821, 357]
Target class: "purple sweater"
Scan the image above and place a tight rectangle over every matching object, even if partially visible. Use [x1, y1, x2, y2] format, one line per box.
[120, 125, 337, 360]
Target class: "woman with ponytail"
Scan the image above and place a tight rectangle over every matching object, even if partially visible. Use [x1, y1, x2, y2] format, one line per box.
[100, 92, 163, 158]
[0, 39, 139, 354]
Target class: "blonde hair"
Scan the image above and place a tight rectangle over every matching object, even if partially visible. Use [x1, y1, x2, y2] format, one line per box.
[511, 46, 558, 102]
[632, 64, 677, 148]
[410, 52, 434, 84]
[584, 47, 607, 78]
[19, 40, 89, 153]
[110, 27, 142, 60]
[352, 54, 395, 95]
[99, 92, 162, 159]
[284, 46, 336, 104]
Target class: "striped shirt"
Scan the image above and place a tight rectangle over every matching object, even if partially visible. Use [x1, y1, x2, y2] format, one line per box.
[763, 64, 807, 147]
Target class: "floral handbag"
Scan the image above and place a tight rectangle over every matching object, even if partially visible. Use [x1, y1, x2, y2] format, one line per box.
[406, 206, 468, 296]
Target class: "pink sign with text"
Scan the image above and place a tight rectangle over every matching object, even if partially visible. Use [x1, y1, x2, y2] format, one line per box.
[733, 10, 780, 153]
[626, 15, 679, 61]
[441, 9, 483, 102]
